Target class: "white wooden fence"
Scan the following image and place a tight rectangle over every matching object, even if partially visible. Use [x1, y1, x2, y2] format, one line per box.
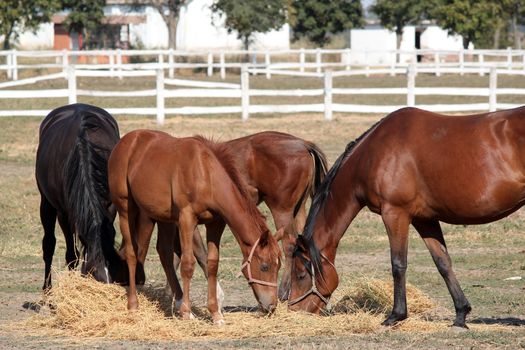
[0, 62, 523, 124]
[3, 48, 525, 81]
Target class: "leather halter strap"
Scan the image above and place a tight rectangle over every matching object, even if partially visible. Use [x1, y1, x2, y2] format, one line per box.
[288, 252, 335, 306]
[239, 237, 278, 288]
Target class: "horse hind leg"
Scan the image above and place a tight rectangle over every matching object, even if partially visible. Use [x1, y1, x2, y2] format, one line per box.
[178, 209, 198, 320]
[412, 219, 471, 328]
[40, 196, 57, 291]
[157, 222, 184, 313]
[57, 214, 79, 270]
[381, 206, 411, 326]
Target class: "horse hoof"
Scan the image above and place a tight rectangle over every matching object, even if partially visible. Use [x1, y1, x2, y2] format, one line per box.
[214, 318, 226, 327]
[451, 325, 469, 332]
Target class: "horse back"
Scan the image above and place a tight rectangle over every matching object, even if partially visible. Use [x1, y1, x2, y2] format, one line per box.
[350, 107, 525, 223]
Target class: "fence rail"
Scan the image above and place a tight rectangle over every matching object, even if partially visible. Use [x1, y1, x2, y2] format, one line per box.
[0, 61, 524, 123]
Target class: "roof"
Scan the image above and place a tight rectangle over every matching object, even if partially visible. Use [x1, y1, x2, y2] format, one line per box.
[52, 14, 146, 25]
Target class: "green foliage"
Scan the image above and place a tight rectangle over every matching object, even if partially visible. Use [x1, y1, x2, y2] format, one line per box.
[371, 0, 437, 35]
[431, 0, 503, 49]
[0, 0, 59, 49]
[210, 0, 287, 49]
[60, 0, 105, 34]
[290, 0, 364, 47]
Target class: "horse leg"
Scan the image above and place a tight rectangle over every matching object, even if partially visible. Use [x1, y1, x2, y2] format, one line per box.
[157, 222, 183, 310]
[56, 214, 78, 270]
[267, 206, 296, 301]
[381, 206, 411, 326]
[178, 209, 198, 320]
[412, 219, 472, 328]
[40, 195, 57, 291]
[205, 219, 226, 325]
[116, 204, 139, 310]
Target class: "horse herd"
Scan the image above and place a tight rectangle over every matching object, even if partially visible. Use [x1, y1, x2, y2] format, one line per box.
[35, 103, 525, 329]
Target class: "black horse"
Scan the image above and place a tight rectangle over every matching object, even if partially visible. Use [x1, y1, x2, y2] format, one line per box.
[36, 103, 124, 290]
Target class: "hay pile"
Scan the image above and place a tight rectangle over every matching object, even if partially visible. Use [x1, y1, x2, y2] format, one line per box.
[5, 271, 509, 341]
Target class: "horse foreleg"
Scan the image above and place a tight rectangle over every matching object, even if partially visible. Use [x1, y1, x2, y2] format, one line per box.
[40, 196, 57, 291]
[412, 219, 471, 328]
[157, 222, 183, 309]
[205, 219, 226, 325]
[178, 210, 197, 320]
[381, 206, 411, 326]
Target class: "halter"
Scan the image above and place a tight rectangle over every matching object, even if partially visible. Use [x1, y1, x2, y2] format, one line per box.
[238, 237, 279, 288]
[288, 252, 335, 306]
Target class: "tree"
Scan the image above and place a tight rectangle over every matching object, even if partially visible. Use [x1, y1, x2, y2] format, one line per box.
[210, 0, 287, 50]
[290, 0, 364, 47]
[130, 1, 189, 49]
[500, 0, 525, 49]
[0, 0, 59, 49]
[60, 0, 106, 49]
[371, 0, 436, 51]
[431, 0, 503, 49]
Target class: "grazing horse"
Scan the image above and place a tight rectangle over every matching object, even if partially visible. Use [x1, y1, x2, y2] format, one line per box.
[289, 106, 525, 328]
[108, 130, 282, 324]
[161, 131, 327, 303]
[36, 103, 123, 290]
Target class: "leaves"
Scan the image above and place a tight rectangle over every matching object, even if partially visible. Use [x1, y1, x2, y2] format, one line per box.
[210, 0, 287, 49]
[290, 0, 364, 47]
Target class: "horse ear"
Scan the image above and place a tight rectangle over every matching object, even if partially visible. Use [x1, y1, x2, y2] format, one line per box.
[273, 227, 285, 241]
[259, 229, 271, 247]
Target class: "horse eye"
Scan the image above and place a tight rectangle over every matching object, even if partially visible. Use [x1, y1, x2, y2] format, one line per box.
[298, 271, 306, 280]
[260, 263, 269, 272]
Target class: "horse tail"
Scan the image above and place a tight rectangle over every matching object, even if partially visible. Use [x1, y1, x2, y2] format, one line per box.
[293, 141, 329, 217]
[64, 110, 118, 280]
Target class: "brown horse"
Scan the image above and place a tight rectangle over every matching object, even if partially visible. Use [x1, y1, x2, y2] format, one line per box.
[289, 106, 525, 328]
[108, 130, 282, 324]
[161, 131, 328, 303]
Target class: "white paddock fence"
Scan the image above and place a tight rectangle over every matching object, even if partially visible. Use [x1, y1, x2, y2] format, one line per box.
[0, 63, 524, 124]
[3, 48, 525, 81]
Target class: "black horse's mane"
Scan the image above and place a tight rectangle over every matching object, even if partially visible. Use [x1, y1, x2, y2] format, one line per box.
[63, 107, 120, 274]
[301, 117, 385, 279]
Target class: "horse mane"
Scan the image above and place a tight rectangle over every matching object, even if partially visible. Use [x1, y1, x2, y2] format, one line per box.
[194, 136, 269, 236]
[302, 117, 385, 279]
[63, 107, 120, 272]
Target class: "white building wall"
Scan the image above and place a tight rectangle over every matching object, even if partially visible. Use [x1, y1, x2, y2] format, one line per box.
[420, 25, 464, 50]
[6, 23, 54, 50]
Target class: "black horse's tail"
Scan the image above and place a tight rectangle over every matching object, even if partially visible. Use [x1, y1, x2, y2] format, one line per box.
[293, 141, 329, 217]
[63, 111, 119, 282]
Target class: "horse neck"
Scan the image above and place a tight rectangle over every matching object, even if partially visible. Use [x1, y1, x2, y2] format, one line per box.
[310, 169, 362, 262]
[213, 181, 265, 257]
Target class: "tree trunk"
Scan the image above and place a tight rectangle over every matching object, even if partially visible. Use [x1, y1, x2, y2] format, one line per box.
[463, 36, 470, 50]
[512, 13, 521, 50]
[493, 24, 501, 49]
[395, 27, 403, 64]
[168, 13, 178, 49]
[2, 25, 14, 50]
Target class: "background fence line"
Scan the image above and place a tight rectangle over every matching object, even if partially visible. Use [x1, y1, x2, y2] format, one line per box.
[3, 48, 525, 81]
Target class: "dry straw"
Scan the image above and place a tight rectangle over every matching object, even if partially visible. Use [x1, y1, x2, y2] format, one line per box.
[5, 271, 512, 341]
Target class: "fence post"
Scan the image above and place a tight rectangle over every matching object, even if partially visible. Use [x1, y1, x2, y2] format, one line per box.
[241, 65, 250, 122]
[316, 48, 322, 74]
[407, 64, 416, 107]
[434, 52, 440, 77]
[522, 53, 525, 74]
[156, 68, 165, 125]
[489, 67, 497, 112]
[67, 65, 77, 104]
[168, 48, 175, 78]
[300, 48, 305, 73]
[507, 47, 512, 70]
[324, 70, 333, 121]
[207, 52, 213, 76]
[62, 49, 68, 76]
[220, 52, 225, 79]
[109, 53, 115, 72]
[459, 48, 464, 76]
[265, 51, 271, 79]
[344, 48, 351, 71]
[479, 54, 484, 76]
[117, 48, 123, 79]
[12, 50, 17, 81]
[6, 51, 12, 80]
[390, 50, 396, 76]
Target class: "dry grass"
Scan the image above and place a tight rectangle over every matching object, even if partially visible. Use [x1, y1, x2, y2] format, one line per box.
[4, 271, 513, 342]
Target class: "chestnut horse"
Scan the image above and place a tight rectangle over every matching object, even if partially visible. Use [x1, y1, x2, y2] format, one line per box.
[161, 131, 328, 302]
[36, 103, 123, 290]
[108, 130, 282, 324]
[289, 106, 525, 328]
